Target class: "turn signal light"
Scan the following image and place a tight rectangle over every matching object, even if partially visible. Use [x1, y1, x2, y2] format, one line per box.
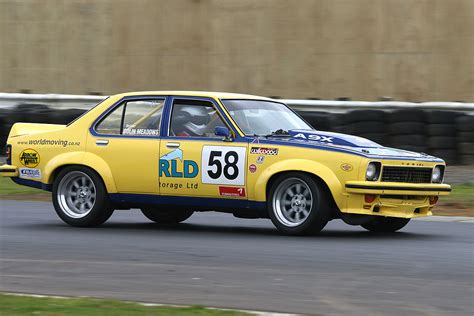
[5, 144, 11, 161]
[429, 196, 439, 205]
[365, 194, 376, 203]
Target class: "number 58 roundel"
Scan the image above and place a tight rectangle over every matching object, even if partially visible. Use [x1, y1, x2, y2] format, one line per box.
[201, 146, 246, 186]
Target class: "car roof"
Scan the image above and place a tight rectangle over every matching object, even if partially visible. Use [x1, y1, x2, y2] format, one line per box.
[112, 91, 275, 101]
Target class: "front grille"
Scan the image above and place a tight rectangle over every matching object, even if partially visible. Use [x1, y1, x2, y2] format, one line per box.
[381, 167, 432, 183]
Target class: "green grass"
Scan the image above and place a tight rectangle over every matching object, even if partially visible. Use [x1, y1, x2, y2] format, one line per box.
[1, 174, 473, 206]
[0, 293, 251, 316]
[441, 184, 474, 206]
[0, 176, 45, 195]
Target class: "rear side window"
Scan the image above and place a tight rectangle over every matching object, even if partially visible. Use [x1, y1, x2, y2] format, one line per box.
[95, 99, 164, 136]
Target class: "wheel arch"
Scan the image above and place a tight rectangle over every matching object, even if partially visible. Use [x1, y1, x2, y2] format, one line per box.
[253, 159, 344, 211]
[44, 152, 117, 193]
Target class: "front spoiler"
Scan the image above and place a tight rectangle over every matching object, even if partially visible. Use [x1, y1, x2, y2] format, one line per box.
[345, 181, 451, 196]
[0, 164, 18, 177]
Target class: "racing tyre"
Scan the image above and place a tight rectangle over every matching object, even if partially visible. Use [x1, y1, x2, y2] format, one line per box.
[141, 208, 193, 224]
[52, 166, 114, 227]
[428, 136, 456, 149]
[389, 110, 426, 123]
[389, 122, 425, 135]
[391, 135, 425, 147]
[268, 172, 330, 235]
[459, 142, 474, 155]
[361, 217, 410, 233]
[427, 111, 459, 124]
[427, 124, 456, 137]
[456, 115, 474, 132]
[457, 132, 474, 143]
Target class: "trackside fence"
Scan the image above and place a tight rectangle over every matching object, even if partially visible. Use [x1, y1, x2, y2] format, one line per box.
[0, 93, 473, 165]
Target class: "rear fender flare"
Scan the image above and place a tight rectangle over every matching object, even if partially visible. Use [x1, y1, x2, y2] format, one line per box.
[43, 152, 117, 193]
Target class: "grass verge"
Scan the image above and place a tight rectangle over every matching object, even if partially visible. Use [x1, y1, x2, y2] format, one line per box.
[0, 293, 251, 316]
[1, 176, 473, 215]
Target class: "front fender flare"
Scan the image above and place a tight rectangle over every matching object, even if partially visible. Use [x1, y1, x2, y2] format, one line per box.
[253, 159, 344, 209]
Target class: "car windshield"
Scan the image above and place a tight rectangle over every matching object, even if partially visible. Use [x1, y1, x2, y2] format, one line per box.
[221, 99, 312, 136]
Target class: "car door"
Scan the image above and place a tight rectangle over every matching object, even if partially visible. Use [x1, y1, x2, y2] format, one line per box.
[88, 97, 165, 194]
[159, 97, 248, 200]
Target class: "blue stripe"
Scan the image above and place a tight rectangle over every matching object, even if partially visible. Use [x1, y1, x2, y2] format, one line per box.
[109, 193, 266, 209]
[11, 177, 52, 191]
[244, 137, 444, 162]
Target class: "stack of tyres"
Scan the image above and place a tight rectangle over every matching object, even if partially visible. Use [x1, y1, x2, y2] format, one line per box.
[50, 109, 87, 125]
[456, 115, 474, 165]
[0, 109, 10, 152]
[426, 111, 459, 165]
[298, 111, 332, 132]
[333, 110, 389, 146]
[389, 110, 427, 153]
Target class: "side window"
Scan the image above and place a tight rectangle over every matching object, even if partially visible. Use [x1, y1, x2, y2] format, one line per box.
[169, 99, 227, 137]
[122, 100, 164, 136]
[95, 104, 124, 135]
[95, 99, 164, 136]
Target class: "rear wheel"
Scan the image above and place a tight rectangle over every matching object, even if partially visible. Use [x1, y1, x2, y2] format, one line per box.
[268, 172, 330, 235]
[141, 208, 193, 224]
[52, 166, 114, 227]
[361, 217, 410, 232]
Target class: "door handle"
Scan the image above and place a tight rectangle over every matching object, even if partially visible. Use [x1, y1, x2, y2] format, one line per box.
[96, 139, 109, 146]
[166, 142, 180, 148]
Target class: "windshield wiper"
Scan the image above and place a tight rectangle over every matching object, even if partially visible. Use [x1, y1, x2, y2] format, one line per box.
[263, 129, 291, 137]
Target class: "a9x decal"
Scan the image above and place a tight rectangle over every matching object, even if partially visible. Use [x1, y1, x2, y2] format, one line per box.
[202, 146, 246, 185]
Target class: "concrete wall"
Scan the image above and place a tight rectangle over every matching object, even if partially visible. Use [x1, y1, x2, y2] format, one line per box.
[0, 0, 473, 101]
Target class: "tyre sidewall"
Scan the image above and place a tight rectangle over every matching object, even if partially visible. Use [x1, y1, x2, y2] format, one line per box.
[268, 172, 329, 235]
[52, 166, 113, 227]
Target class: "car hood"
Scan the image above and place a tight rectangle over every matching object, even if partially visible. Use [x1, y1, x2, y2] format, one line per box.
[261, 129, 442, 161]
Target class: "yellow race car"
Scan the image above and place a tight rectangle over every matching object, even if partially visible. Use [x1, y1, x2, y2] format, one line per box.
[0, 91, 451, 235]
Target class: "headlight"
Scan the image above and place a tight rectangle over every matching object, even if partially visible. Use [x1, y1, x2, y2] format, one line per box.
[432, 165, 444, 183]
[366, 162, 381, 181]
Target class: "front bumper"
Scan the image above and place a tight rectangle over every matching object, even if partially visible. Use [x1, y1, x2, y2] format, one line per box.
[0, 164, 18, 177]
[341, 181, 451, 218]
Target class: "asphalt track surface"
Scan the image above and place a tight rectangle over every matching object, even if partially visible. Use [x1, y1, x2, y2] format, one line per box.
[1, 200, 473, 315]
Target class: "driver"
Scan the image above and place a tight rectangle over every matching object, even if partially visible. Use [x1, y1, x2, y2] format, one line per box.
[171, 105, 212, 137]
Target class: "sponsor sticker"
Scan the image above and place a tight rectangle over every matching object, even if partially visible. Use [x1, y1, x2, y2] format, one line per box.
[19, 168, 41, 179]
[340, 163, 353, 172]
[159, 146, 199, 179]
[17, 139, 80, 147]
[250, 147, 279, 155]
[219, 186, 246, 197]
[249, 164, 257, 173]
[19, 149, 40, 167]
[293, 133, 333, 142]
[256, 156, 265, 164]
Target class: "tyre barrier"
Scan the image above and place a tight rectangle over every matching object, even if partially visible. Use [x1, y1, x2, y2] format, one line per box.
[0, 104, 472, 165]
[296, 109, 473, 165]
[0, 104, 87, 156]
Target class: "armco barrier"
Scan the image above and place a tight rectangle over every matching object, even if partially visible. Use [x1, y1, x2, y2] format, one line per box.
[0, 93, 473, 165]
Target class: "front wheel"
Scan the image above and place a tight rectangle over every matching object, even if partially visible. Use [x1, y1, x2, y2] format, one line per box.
[52, 166, 114, 227]
[361, 217, 410, 232]
[268, 172, 330, 235]
[141, 208, 193, 224]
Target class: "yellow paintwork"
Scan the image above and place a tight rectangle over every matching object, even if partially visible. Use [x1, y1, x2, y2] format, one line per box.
[1, 91, 451, 219]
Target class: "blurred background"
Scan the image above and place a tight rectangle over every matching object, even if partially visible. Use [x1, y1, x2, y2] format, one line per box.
[0, 0, 473, 165]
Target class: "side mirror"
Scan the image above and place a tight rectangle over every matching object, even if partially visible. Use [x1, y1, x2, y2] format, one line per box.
[215, 126, 232, 141]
